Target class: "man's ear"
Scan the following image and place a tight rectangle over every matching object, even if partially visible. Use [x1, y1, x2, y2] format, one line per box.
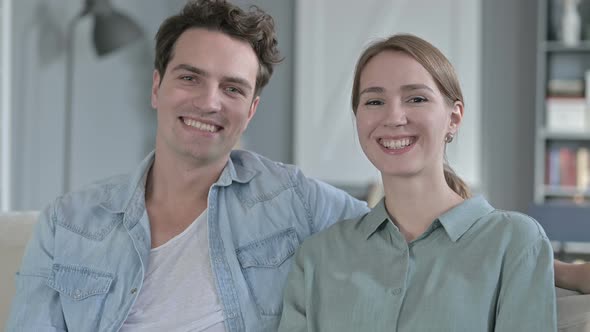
[449, 100, 464, 134]
[244, 96, 260, 129]
[151, 70, 161, 109]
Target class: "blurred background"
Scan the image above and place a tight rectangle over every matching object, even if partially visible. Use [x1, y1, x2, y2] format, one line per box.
[0, 0, 589, 257]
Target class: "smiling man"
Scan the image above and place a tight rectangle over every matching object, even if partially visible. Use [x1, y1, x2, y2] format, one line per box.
[5, 1, 368, 331]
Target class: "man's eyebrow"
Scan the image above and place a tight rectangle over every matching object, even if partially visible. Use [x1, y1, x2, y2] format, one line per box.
[359, 86, 385, 95]
[400, 84, 434, 93]
[171, 64, 209, 77]
[222, 76, 253, 93]
[170, 64, 253, 92]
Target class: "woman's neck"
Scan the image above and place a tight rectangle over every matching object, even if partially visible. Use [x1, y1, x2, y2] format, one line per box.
[382, 171, 464, 242]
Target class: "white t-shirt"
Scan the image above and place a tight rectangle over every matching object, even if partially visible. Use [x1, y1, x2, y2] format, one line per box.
[120, 210, 226, 331]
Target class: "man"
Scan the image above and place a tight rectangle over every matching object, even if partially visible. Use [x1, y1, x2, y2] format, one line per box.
[6, 1, 368, 331]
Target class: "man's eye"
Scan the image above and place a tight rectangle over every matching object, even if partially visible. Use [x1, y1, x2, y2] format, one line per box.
[408, 96, 427, 103]
[180, 76, 195, 82]
[365, 100, 384, 106]
[225, 86, 242, 94]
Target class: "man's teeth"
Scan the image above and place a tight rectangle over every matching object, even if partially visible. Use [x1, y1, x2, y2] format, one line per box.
[183, 118, 219, 133]
[380, 138, 413, 150]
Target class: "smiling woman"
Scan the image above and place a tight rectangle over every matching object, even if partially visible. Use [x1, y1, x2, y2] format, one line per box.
[278, 33, 557, 332]
[294, 0, 482, 190]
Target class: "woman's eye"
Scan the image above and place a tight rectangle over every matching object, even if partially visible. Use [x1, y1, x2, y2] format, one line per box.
[364, 99, 384, 106]
[408, 96, 427, 103]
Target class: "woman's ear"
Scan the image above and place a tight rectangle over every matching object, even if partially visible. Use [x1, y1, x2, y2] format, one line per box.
[449, 101, 464, 134]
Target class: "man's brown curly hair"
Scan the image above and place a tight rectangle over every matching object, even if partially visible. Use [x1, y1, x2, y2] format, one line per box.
[154, 0, 282, 96]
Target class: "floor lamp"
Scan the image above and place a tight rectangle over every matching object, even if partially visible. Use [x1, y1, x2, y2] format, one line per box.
[63, 0, 142, 193]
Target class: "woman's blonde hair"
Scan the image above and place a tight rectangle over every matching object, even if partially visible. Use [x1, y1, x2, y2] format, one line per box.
[351, 34, 471, 199]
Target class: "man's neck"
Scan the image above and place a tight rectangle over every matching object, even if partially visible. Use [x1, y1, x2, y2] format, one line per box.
[146, 147, 228, 205]
[144, 148, 229, 248]
[382, 171, 464, 242]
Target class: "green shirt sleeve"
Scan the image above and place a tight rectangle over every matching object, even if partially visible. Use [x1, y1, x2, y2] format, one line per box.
[494, 232, 557, 331]
[278, 247, 308, 332]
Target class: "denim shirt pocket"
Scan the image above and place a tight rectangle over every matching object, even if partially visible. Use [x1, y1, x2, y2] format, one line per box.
[236, 227, 299, 316]
[47, 264, 114, 322]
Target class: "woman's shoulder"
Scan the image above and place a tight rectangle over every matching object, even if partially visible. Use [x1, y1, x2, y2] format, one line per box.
[484, 209, 547, 237]
[477, 208, 550, 255]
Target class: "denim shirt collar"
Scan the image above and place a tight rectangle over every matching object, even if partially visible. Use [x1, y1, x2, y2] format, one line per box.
[361, 195, 494, 242]
[216, 150, 259, 187]
[98, 150, 259, 225]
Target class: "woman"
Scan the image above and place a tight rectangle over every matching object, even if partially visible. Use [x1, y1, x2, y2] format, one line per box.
[278, 34, 556, 331]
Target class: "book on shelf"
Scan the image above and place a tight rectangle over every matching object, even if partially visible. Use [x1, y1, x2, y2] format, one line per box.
[547, 147, 561, 186]
[546, 97, 587, 132]
[560, 147, 576, 187]
[547, 79, 585, 97]
[545, 144, 590, 191]
[578, 147, 590, 189]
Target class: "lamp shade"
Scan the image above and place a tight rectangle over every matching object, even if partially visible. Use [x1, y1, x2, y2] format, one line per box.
[93, 11, 142, 56]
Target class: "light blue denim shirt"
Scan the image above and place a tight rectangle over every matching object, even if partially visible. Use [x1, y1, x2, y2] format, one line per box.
[6, 150, 369, 332]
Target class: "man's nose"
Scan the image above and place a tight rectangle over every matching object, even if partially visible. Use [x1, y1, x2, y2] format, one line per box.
[193, 86, 222, 113]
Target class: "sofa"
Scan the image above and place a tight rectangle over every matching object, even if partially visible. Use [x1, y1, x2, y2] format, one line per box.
[1, 212, 590, 330]
[0, 211, 38, 327]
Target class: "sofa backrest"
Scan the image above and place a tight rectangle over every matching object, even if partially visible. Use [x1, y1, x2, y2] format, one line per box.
[0, 211, 39, 327]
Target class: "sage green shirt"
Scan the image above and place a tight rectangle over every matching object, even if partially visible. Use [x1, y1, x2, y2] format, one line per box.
[279, 196, 556, 332]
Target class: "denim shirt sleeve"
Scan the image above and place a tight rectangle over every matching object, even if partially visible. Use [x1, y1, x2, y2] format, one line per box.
[6, 199, 67, 332]
[292, 169, 369, 234]
[494, 228, 557, 331]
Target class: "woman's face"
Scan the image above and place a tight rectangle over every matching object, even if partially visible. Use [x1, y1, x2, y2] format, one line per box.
[355, 50, 462, 179]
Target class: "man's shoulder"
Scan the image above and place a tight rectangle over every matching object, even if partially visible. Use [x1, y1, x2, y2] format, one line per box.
[59, 173, 130, 209]
[231, 149, 297, 172]
[230, 149, 303, 184]
[48, 173, 133, 231]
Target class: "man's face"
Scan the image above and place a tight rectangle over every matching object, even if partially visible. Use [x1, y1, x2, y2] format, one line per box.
[151, 28, 260, 168]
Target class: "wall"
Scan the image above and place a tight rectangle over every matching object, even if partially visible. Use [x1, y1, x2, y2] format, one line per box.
[8, 0, 538, 212]
[237, 0, 294, 164]
[10, 0, 185, 210]
[481, 0, 537, 212]
[9, 0, 294, 210]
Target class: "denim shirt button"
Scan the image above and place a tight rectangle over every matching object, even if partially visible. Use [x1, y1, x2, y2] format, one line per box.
[74, 289, 82, 298]
[130, 288, 138, 295]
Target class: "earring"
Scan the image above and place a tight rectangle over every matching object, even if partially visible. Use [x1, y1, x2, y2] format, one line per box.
[444, 133, 454, 143]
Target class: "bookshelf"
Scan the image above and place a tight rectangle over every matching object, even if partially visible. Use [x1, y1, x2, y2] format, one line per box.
[532, 0, 590, 248]
[543, 41, 590, 52]
[540, 128, 590, 140]
[534, 0, 590, 205]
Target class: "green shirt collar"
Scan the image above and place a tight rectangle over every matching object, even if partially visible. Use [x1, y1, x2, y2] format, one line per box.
[360, 195, 495, 242]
